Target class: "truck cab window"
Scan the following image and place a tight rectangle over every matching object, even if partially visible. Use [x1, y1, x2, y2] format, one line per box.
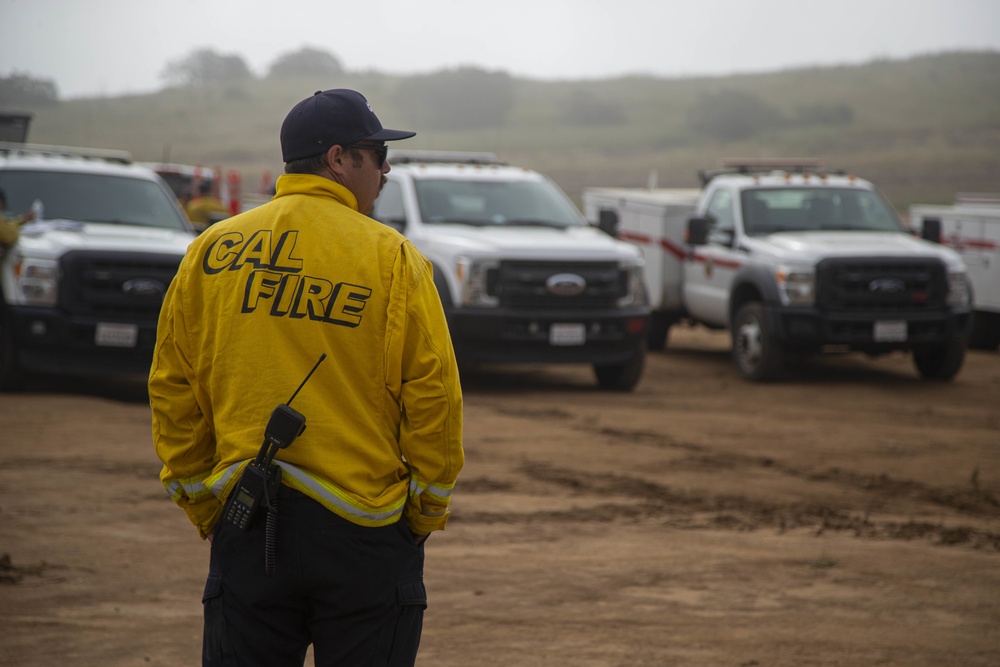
[705, 189, 735, 245]
[372, 180, 406, 232]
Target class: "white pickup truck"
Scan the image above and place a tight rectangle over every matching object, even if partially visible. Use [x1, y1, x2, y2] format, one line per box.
[373, 151, 650, 390]
[584, 160, 973, 381]
[0, 142, 196, 389]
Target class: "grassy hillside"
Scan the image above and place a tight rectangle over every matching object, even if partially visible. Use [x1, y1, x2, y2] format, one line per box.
[7, 51, 1000, 211]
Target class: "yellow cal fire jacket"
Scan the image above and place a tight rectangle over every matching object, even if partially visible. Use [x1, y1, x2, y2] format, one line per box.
[149, 174, 464, 539]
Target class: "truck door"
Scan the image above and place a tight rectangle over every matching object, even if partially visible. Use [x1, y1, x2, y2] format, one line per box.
[683, 188, 742, 326]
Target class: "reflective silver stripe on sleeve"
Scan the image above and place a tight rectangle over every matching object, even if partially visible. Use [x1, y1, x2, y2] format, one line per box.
[409, 476, 455, 500]
[164, 471, 215, 501]
[163, 479, 185, 501]
[426, 482, 455, 499]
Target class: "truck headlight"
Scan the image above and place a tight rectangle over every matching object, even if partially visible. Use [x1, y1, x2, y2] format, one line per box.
[12, 255, 59, 307]
[947, 271, 971, 308]
[617, 261, 647, 308]
[456, 257, 499, 307]
[776, 265, 815, 307]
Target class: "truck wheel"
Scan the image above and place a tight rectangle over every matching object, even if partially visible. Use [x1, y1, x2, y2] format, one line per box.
[647, 311, 671, 351]
[968, 312, 1000, 351]
[593, 348, 645, 392]
[0, 309, 25, 391]
[732, 302, 783, 382]
[913, 341, 966, 381]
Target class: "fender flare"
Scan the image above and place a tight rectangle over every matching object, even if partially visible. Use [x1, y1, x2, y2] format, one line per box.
[727, 263, 780, 323]
[430, 262, 455, 310]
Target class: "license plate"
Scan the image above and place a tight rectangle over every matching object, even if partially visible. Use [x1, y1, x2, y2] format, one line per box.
[549, 323, 586, 346]
[874, 320, 907, 343]
[95, 323, 138, 348]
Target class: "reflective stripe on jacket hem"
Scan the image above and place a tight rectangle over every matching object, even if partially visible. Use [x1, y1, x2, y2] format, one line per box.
[207, 460, 406, 527]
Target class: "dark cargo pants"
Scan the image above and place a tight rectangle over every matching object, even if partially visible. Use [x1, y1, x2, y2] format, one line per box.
[203, 485, 426, 667]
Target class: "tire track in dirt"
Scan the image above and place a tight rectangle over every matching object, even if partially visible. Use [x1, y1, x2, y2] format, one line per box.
[0, 457, 157, 479]
[476, 406, 1000, 551]
[457, 462, 1000, 551]
[492, 406, 1000, 518]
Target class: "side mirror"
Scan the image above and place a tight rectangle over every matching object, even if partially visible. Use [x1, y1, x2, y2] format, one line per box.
[597, 209, 619, 237]
[921, 217, 942, 244]
[687, 216, 712, 246]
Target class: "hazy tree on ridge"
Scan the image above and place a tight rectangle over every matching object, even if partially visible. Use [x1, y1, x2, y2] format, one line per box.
[795, 102, 854, 126]
[393, 66, 515, 130]
[160, 48, 254, 88]
[0, 72, 58, 106]
[267, 47, 344, 78]
[686, 89, 785, 141]
[564, 89, 625, 126]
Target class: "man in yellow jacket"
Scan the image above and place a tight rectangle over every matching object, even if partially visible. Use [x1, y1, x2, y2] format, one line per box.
[184, 179, 229, 230]
[149, 89, 464, 667]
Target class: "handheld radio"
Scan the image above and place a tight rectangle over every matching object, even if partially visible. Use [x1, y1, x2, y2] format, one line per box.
[223, 353, 326, 532]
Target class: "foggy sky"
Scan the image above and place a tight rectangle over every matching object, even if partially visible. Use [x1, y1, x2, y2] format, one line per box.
[2, 0, 999, 99]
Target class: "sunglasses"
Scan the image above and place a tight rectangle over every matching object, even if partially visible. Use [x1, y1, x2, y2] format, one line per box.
[348, 143, 388, 168]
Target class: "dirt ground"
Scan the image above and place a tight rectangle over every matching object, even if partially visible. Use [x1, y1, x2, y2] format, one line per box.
[1, 326, 999, 667]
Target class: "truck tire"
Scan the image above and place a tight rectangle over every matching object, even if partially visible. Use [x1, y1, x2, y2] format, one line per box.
[647, 311, 672, 351]
[732, 302, 784, 382]
[968, 311, 1000, 351]
[593, 348, 645, 392]
[0, 309, 25, 391]
[913, 341, 966, 381]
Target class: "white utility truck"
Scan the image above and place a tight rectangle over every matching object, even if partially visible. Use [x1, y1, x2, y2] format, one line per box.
[911, 193, 1000, 351]
[0, 142, 197, 390]
[373, 151, 650, 391]
[583, 159, 972, 381]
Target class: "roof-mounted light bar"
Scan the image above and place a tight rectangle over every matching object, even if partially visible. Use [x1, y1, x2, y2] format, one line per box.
[387, 149, 504, 166]
[720, 157, 824, 170]
[699, 157, 841, 186]
[0, 141, 133, 165]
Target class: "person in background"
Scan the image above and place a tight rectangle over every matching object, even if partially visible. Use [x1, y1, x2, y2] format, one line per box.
[184, 180, 229, 229]
[149, 88, 464, 667]
[0, 188, 35, 246]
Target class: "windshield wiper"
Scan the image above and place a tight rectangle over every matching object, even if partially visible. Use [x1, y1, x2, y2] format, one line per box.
[501, 219, 569, 228]
[86, 218, 150, 226]
[424, 218, 492, 227]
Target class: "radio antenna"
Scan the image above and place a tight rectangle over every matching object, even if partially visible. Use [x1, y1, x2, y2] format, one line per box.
[287, 353, 327, 405]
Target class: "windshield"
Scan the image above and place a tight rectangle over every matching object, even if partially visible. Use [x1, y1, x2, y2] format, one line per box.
[413, 178, 585, 228]
[0, 169, 190, 230]
[741, 187, 903, 235]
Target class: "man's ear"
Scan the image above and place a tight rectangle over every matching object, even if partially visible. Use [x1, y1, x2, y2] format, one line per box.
[326, 144, 343, 164]
[324, 145, 347, 179]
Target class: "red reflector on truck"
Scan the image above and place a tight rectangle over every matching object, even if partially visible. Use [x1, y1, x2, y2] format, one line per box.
[627, 317, 646, 334]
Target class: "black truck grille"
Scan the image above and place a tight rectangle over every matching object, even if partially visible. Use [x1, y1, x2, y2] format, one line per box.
[815, 257, 947, 313]
[57, 250, 182, 319]
[491, 261, 626, 309]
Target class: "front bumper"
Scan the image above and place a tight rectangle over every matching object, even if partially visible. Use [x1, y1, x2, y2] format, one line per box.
[768, 304, 973, 352]
[9, 305, 159, 377]
[448, 306, 648, 365]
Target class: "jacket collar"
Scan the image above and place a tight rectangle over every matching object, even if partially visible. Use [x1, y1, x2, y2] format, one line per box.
[273, 173, 359, 212]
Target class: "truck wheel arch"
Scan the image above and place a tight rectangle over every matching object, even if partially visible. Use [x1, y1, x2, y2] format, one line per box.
[727, 265, 778, 326]
[430, 262, 455, 310]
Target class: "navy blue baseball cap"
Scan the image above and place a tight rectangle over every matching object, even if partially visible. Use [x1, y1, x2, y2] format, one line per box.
[280, 89, 415, 162]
